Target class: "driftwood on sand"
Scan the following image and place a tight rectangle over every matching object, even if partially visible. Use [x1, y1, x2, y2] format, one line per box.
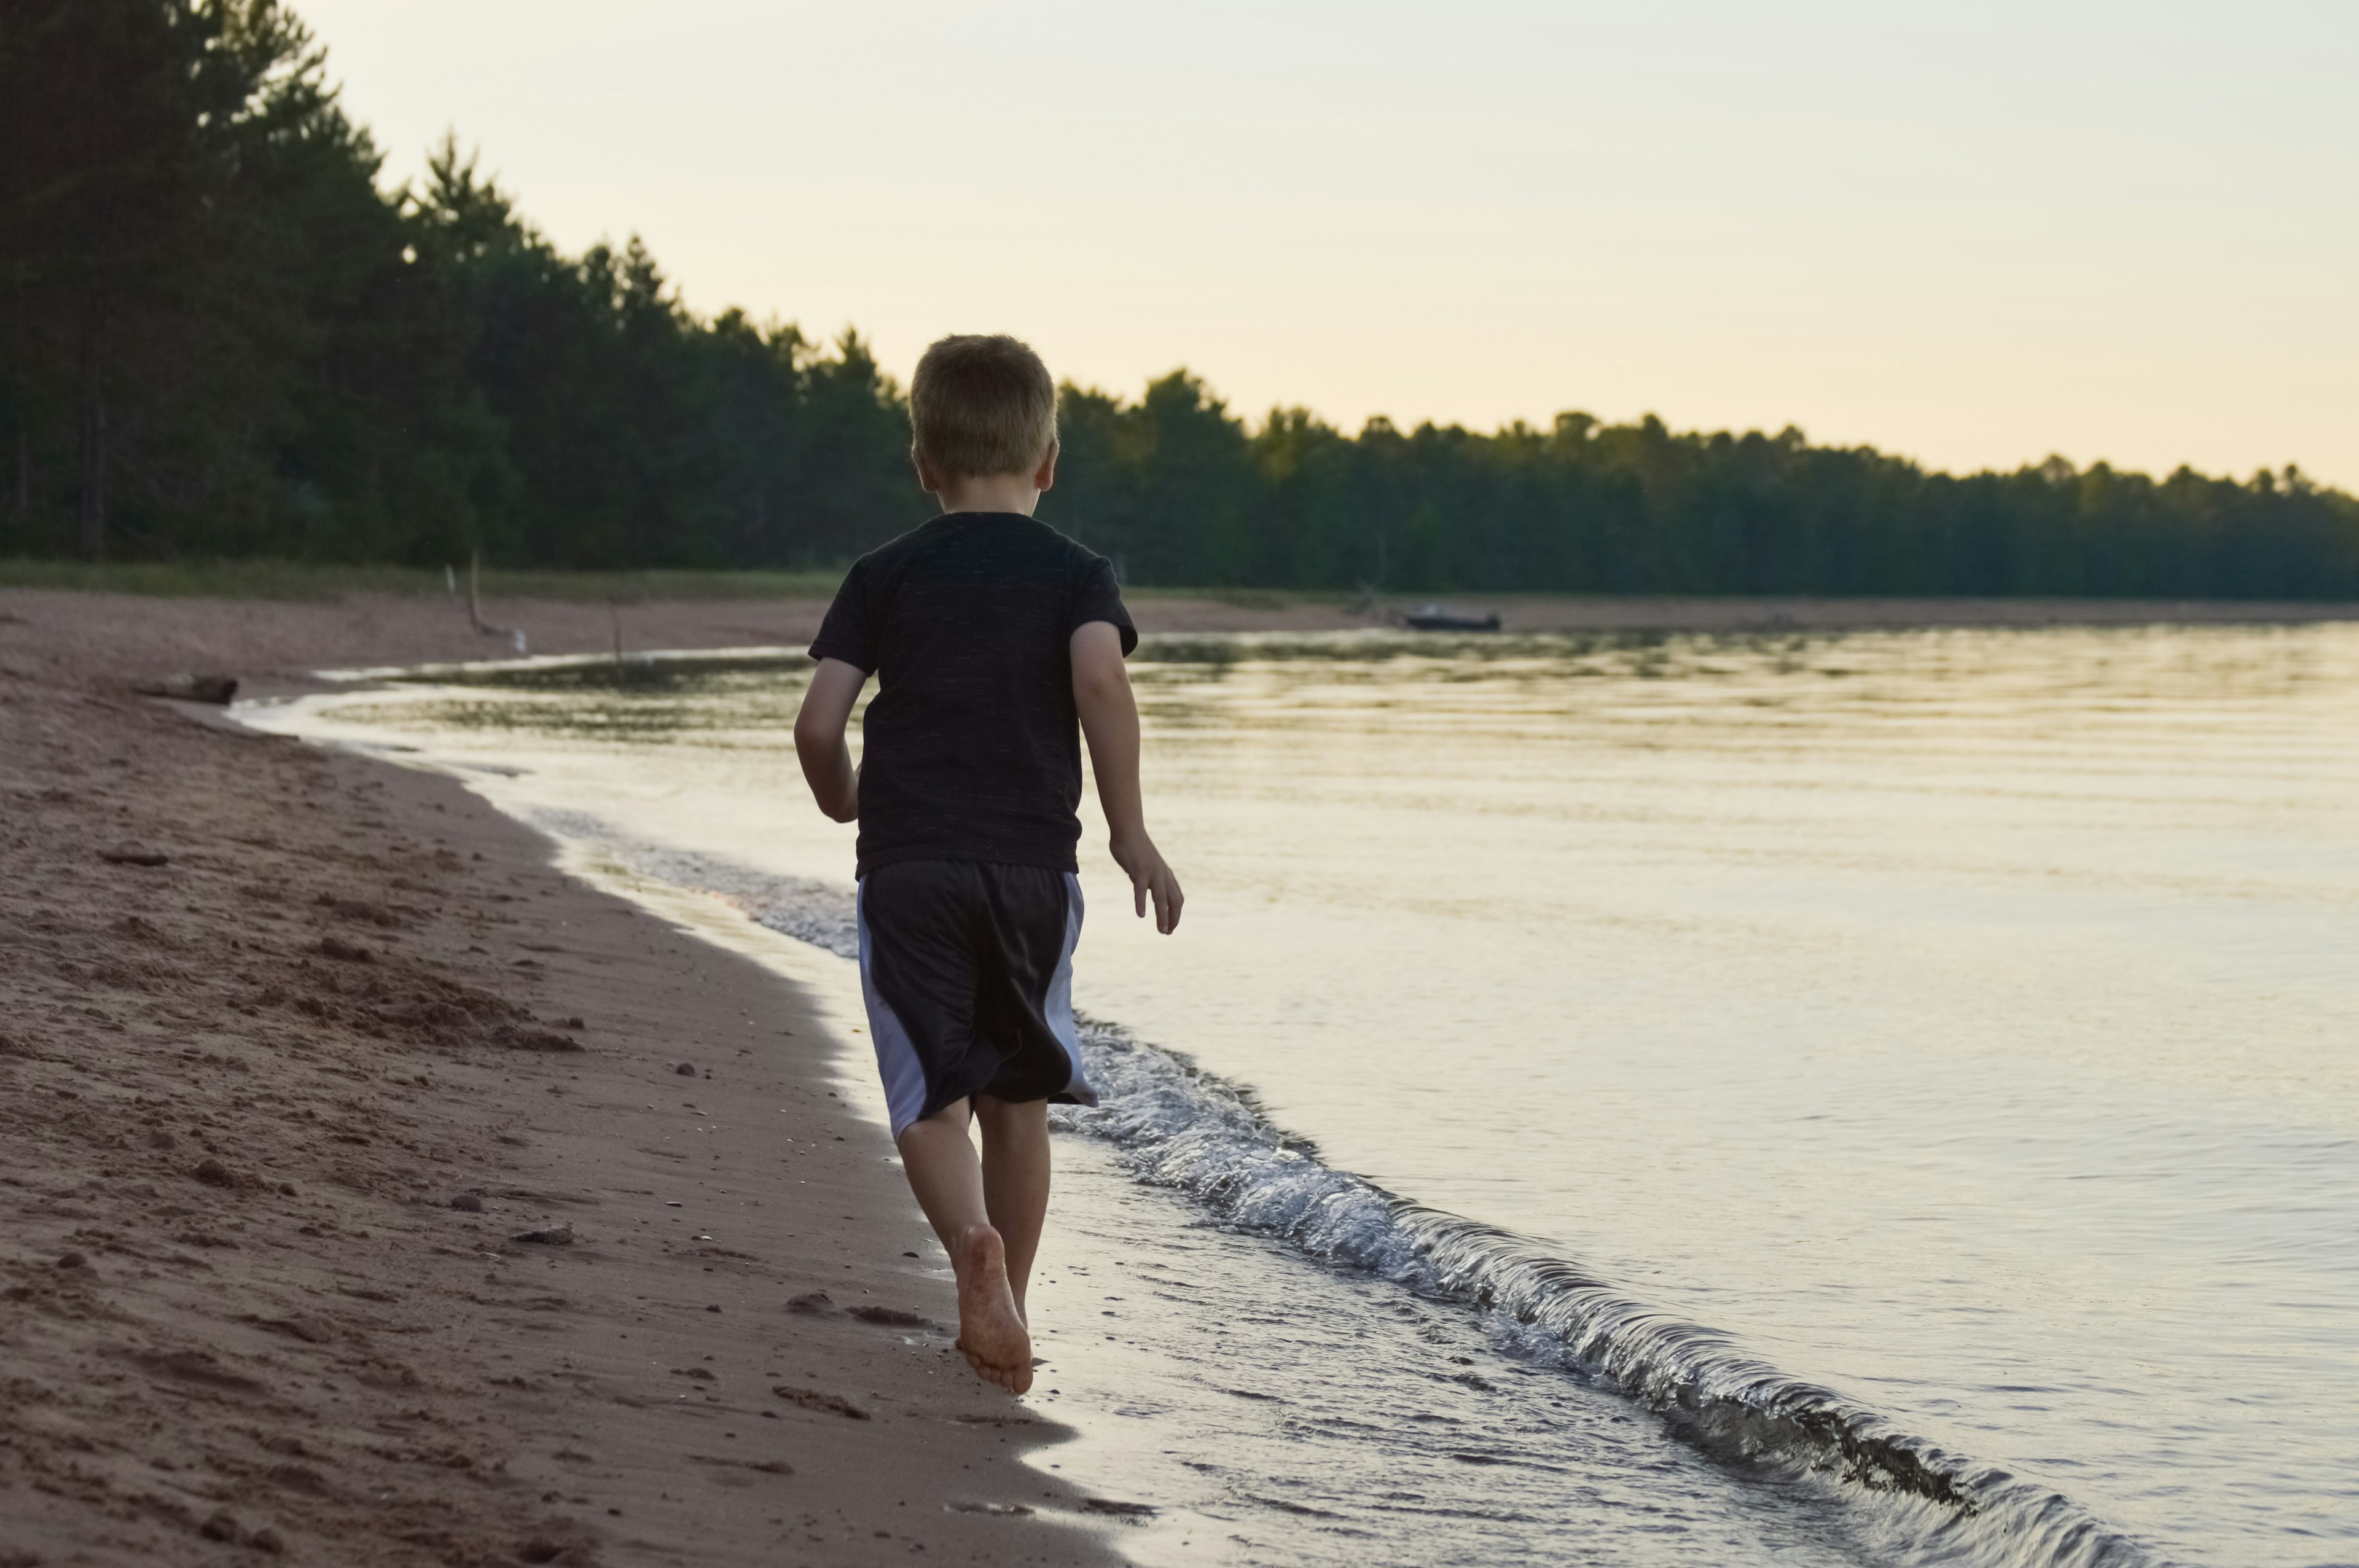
[131, 672, 238, 703]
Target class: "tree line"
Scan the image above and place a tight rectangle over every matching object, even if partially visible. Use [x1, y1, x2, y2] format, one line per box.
[7, 0, 2357, 598]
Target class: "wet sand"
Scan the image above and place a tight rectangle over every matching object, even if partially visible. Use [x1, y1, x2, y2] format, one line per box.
[4, 581, 2355, 1564]
[0, 593, 1121, 1564]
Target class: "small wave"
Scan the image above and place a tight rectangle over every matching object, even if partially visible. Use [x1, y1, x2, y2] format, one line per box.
[520, 814, 2168, 1568]
[1058, 1020, 2167, 1568]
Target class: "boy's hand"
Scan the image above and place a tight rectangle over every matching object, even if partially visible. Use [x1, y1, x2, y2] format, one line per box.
[1111, 830, 1183, 934]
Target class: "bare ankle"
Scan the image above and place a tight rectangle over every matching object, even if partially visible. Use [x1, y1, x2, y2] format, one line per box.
[952, 1222, 1003, 1273]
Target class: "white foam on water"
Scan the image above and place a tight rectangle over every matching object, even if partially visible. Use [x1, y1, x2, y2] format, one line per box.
[525, 813, 2173, 1568]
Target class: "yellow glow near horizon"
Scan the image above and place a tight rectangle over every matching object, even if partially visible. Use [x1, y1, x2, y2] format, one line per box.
[300, 0, 2358, 486]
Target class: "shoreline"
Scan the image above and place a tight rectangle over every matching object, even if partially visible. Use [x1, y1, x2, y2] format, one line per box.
[6, 584, 2357, 703]
[0, 599, 1116, 1562]
[5, 582, 2353, 1564]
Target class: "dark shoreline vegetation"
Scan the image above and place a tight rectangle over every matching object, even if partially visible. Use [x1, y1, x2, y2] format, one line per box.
[7, 1, 2358, 599]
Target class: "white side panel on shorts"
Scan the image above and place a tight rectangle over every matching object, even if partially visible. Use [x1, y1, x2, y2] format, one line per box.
[855, 881, 931, 1139]
[1046, 873, 1100, 1107]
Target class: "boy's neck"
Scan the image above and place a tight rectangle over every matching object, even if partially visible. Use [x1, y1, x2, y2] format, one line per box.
[929, 472, 1043, 518]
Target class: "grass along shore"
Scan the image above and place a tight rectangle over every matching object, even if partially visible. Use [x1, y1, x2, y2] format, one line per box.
[10, 558, 2359, 620]
[0, 557, 847, 602]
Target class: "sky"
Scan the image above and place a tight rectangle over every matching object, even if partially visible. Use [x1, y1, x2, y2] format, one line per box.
[297, 0, 2358, 486]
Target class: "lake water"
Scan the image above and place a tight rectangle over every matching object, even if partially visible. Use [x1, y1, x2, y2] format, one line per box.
[245, 623, 2359, 1568]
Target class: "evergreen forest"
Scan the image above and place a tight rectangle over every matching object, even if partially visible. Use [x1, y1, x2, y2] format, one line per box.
[6, 0, 2357, 598]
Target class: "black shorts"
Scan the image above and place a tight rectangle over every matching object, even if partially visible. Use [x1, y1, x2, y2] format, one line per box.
[855, 859, 1098, 1137]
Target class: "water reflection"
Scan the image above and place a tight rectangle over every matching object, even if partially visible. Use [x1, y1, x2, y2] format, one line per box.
[256, 623, 2359, 1568]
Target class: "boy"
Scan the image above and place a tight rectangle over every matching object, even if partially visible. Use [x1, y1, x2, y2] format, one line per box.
[792, 333, 1183, 1395]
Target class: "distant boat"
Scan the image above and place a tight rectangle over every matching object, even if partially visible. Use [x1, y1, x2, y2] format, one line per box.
[1401, 604, 1503, 632]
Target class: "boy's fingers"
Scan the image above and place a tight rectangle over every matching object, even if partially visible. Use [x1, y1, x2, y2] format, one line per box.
[1133, 873, 1148, 919]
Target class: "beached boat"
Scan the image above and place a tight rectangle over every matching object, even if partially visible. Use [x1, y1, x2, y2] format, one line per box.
[1401, 604, 1503, 632]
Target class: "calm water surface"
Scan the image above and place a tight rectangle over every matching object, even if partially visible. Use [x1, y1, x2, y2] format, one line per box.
[250, 625, 2359, 1567]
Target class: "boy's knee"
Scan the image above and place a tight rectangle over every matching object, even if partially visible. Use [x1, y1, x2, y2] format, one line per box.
[902, 1098, 972, 1138]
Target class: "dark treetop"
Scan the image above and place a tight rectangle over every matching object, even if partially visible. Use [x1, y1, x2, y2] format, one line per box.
[4, 0, 2356, 598]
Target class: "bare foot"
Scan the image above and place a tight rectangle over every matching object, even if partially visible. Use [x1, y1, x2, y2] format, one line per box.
[952, 1224, 1033, 1394]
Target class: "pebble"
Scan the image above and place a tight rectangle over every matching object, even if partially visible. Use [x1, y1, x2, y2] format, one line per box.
[675, 1062, 697, 1075]
[450, 1194, 484, 1213]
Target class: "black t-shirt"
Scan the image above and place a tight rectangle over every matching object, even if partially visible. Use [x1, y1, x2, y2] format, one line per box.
[808, 512, 1137, 876]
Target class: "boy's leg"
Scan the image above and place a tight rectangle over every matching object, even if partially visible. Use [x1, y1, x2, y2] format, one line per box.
[973, 1094, 1051, 1316]
[895, 1099, 1033, 1395]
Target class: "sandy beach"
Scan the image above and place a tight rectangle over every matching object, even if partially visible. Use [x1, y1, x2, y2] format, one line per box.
[5, 582, 2357, 1566]
[0, 588, 1130, 1566]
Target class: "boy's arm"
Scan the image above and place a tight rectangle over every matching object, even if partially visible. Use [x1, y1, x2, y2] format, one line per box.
[1071, 620, 1183, 934]
[792, 657, 867, 823]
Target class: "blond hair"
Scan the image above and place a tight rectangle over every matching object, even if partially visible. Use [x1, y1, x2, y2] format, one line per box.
[909, 334, 1057, 479]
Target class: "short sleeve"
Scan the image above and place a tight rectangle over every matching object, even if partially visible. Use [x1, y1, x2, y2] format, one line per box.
[807, 563, 877, 672]
[1070, 556, 1137, 657]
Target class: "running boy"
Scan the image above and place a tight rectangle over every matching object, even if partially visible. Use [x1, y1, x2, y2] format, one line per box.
[792, 333, 1183, 1395]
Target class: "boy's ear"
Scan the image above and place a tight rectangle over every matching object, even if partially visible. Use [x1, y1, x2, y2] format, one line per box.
[910, 445, 941, 496]
[1034, 439, 1060, 494]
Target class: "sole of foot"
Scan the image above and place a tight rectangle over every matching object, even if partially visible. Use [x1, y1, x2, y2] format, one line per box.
[953, 1225, 1033, 1395]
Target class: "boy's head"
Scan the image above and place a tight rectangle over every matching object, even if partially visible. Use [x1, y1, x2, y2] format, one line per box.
[910, 334, 1057, 482]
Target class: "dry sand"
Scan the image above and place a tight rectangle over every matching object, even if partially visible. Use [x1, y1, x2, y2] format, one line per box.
[4, 580, 2354, 1566]
[0, 590, 1130, 1566]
